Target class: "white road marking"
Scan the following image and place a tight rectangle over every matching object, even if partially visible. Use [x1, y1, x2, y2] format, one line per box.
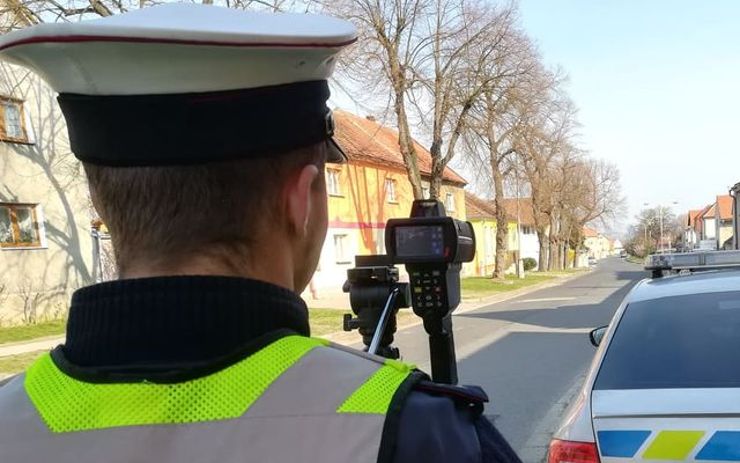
[515, 297, 577, 303]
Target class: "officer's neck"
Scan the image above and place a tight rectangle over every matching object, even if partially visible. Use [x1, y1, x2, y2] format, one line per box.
[120, 250, 296, 292]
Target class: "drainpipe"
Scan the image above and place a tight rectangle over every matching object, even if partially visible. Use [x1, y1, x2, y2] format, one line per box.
[731, 183, 740, 250]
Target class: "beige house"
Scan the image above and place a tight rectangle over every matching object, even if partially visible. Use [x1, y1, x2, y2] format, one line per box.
[583, 227, 611, 260]
[0, 64, 92, 323]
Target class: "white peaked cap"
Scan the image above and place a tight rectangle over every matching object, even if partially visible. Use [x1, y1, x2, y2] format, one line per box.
[0, 3, 357, 165]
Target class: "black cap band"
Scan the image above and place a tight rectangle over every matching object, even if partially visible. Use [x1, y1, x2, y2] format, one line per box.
[58, 80, 334, 166]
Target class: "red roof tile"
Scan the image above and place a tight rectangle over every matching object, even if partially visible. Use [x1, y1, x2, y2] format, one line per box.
[694, 204, 713, 235]
[687, 209, 703, 226]
[334, 110, 467, 185]
[465, 193, 497, 219]
[717, 195, 733, 220]
[463, 194, 536, 224]
[497, 198, 535, 225]
[583, 227, 599, 238]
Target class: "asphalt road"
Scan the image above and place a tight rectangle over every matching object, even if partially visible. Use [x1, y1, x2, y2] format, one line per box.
[388, 257, 646, 462]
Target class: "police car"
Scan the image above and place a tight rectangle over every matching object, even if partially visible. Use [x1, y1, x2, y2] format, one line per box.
[548, 250, 740, 463]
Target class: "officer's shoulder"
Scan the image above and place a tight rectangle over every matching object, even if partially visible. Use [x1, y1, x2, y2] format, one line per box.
[389, 381, 522, 463]
[384, 381, 488, 463]
[411, 380, 488, 410]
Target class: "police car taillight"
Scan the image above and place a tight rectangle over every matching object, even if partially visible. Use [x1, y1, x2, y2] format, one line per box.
[548, 439, 600, 463]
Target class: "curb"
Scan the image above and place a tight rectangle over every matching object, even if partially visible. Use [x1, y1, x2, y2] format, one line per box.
[323, 269, 592, 344]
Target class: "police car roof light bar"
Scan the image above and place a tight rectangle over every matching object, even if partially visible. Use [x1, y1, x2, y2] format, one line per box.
[645, 250, 740, 278]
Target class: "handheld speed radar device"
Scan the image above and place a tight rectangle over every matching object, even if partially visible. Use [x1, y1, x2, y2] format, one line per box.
[343, 199, 475, 384]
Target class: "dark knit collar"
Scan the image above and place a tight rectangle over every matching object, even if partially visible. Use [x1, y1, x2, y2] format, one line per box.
[61, 276, 310, 374]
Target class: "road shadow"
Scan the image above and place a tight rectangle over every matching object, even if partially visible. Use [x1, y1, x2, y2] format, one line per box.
[458, 331, 596, 453]
[614, 269, 647, 281]
[458, 280, 639, 330]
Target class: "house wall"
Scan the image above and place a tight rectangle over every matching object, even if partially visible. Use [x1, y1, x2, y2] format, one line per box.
[309, 161, 466, 292]
[465, 220, 521, 277]
[704, 218, 716, 240]
[468, 219, 496, 277]
[519, 228, 540, 263]
[585, 235, 611, 259]
[719, 220, 733, 249]
[685, 228, 697, 248]
[0, 65, 93, 323]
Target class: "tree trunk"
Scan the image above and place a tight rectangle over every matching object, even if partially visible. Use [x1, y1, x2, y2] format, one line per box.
[492, 164, 508, 280]
[537, 229, 548, 271]
[391, 77, 423, 199]
[562, 241, 569, 269]
[549, 235, 559, 271]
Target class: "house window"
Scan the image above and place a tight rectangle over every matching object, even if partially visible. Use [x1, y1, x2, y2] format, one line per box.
[522, 225, 535, 235]
[445, 193, 455, 212]
[385, 178, 398, 203]
[0, 203, 43, 248]
[0, 98, 28, 142]
[334, 234, 351, 264]
[326, 168, 342, 196]
[422, 186, 430, 199]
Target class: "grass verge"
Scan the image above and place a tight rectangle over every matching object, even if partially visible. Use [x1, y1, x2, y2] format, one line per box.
[0, 319, 66, 345]
[461, 270, 580, 299]
[626, 255, 644, 265]
[310, 308, 415, 337]
[0, 311, 411, 374]
[0, 350, 45, 375]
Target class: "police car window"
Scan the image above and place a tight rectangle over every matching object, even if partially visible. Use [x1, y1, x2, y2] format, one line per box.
[594, 291, 740, 390]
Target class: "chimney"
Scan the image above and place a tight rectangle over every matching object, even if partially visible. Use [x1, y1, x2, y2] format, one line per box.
[366, 115, 376, 122]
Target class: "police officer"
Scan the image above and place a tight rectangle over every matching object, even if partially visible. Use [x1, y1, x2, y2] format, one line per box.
[0, 4, 521, 462]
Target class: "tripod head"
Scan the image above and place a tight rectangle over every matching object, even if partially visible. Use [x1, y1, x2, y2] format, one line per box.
[342, 255, 411, 359]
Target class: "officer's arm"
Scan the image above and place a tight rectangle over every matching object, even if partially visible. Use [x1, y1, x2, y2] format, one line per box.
[388, 383, 522, 463]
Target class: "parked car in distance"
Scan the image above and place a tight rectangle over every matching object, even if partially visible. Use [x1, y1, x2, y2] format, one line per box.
[549, 250, 740, 463]
[588, 256, 597, 266]
[619, 250, 628, 258]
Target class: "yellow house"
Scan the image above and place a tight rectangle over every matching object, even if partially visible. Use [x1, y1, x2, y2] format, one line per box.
[309, 110, 467, 292]
[464, 193, 519, 277]
[583, 227, 612, 260]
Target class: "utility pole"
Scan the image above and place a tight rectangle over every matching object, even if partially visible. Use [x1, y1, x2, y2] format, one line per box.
[643, 222, 648, 254]
[659, 207, 665, 253]
[515, 171, 524, 278]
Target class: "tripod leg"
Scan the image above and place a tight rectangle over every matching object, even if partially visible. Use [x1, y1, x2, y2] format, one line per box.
[425, 314, 458, 384]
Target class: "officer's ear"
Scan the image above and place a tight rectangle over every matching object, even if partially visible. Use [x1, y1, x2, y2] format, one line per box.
[285, 163, 320, 237]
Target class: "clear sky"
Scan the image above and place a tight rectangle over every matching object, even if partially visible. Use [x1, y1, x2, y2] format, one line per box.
[517, 0, 740, 231]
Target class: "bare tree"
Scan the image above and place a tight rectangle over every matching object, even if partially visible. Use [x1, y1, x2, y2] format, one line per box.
[422, 0, 520, 198]
[513, 70, 572, 271]
[463, 24, 537, 278]
[0, 0, 312, 34]
[16, 279, 41, 324]
[328, 0, 430, 198]
[331, 0, 527, 200]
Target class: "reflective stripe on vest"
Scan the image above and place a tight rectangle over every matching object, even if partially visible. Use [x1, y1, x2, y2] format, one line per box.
[0, 335, 414, 463]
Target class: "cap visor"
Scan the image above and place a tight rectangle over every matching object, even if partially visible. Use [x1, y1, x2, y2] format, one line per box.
[327, 137, 347, 163]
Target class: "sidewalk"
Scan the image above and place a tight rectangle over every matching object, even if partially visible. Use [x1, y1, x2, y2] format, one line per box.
[0, 335, 65, 358]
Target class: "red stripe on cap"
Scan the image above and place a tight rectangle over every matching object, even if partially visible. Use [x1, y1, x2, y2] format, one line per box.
[0, 34, 357, 52]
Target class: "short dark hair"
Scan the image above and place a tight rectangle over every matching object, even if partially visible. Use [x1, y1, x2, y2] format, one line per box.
[84, 144, 326, 273]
